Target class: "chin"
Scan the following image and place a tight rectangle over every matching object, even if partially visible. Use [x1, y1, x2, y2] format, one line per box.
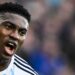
[1, 53, 13, 60]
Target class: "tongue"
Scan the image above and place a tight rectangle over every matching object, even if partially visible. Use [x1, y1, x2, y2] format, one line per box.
[4, 46, 14, 56]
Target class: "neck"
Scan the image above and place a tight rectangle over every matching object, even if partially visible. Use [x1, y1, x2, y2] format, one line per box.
[0, 57, 11, 71]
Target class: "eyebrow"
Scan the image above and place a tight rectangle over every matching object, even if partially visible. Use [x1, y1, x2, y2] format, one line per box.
[4, 21, 27, 31]
[3, 21, 16, 27]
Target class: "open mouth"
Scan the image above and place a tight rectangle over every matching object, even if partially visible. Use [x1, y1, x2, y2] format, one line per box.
[4, 40, 17, 56]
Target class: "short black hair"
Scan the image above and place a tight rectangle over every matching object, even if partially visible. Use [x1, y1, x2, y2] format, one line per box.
[0, 2, 31, 22]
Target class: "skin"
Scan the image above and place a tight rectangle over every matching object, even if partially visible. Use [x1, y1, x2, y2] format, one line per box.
[0, 12, 29, 71]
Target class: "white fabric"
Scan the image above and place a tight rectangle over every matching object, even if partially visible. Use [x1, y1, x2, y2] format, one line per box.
[0, 55, 38, 75]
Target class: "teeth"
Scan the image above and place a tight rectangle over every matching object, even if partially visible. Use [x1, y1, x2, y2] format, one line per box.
[8, 43, 14, 46]
[6, 42, 16, 49]
[5, 40, 17, 50]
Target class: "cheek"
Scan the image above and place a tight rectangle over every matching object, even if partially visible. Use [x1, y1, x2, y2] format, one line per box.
[17, 40, 24, 50]
[19, 37, 26, 46]
[20, 39, 25, 46]
[0, 29, 5, 38]
[1, 29, 11, 35]
[0, 28, 11, 42]
[0, 30, 7, 46]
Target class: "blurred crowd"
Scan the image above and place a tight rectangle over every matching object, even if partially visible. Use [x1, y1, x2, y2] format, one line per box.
[0, 0, 75, 75]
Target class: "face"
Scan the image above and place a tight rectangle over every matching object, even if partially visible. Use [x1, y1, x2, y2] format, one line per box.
[0, 12, 29, 60]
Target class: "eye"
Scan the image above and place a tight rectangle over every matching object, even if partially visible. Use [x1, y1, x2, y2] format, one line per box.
[2, 21, 14, 30]
[19, 29, 27, 36]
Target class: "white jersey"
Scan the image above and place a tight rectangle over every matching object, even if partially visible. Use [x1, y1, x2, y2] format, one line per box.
[0, 54, 38, 75]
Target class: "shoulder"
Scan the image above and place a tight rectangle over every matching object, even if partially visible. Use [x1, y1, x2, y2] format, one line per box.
[14, 54, 38, 75]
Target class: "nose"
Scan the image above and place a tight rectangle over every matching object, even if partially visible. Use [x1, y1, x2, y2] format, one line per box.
[10, 30, 20, 40]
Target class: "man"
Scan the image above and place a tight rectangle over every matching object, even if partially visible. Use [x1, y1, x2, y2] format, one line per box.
[0, 2, 38, 75]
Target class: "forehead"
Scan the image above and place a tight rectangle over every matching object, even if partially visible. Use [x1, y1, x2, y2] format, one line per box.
[0, 12, 29, 29]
